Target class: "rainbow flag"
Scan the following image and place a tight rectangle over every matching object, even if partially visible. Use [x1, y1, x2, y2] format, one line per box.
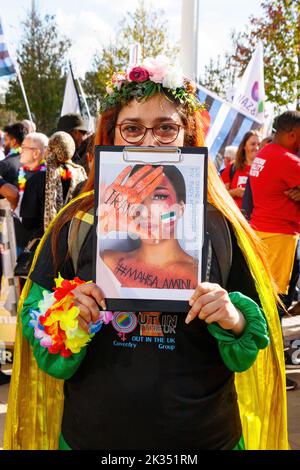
[0, 18, 16, 78]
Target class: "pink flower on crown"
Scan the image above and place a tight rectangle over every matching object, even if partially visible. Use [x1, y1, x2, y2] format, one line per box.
[112, 71, 127, 90]
[143, 55, 169, 84]
[127, 66, 150, 83]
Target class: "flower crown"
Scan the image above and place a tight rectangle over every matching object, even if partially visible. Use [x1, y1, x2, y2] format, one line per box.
[101, 55, 204, 114]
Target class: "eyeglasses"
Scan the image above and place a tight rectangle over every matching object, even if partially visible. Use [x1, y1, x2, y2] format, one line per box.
[116, 122, 182, 144]
[21, 146, 37, 151]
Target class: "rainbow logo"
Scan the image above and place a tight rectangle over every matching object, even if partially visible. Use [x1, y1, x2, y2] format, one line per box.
[111, 312, 138, 335]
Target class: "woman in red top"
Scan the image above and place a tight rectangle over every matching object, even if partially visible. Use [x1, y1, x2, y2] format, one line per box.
[221, 131, 260, 209]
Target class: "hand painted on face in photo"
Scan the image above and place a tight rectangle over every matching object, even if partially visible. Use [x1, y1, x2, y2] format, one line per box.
[100, 165, 164, 236]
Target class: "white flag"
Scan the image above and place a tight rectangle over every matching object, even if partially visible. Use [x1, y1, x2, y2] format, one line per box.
[61, 67, 80, 116]
[232, 42, 265, 122]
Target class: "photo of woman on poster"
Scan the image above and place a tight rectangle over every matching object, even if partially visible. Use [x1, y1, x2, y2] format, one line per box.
[100, 163, 199, 290]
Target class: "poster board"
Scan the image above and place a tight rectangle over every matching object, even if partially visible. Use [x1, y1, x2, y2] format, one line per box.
[94, 146, 208, 312]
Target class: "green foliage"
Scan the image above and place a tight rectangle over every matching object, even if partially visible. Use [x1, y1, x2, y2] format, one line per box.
[4, 6, 71, 134]
[0, 107, 18, 128]
[230, 0, 300, 109]
[199, 0, 299, 110]
[83, 0, 179, 113]
[198, 55, 238, 99]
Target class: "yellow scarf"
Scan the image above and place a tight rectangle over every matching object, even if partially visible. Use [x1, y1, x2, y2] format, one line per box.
[4, 191, 288, 450]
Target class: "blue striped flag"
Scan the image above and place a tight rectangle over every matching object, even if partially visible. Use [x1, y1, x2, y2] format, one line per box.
[197, 84, 262, 168]
[0, 18, 16, 78]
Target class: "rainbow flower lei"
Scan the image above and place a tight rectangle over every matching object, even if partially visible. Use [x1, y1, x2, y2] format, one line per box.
[101, 55, 204, 114]
[29, 275, 112, 357]
[7, 147, 22, 157]
[18, 160, 47, 193]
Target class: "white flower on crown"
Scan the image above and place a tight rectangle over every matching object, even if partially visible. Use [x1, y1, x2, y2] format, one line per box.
[163, 65, 184, 89]
[142, 55, 170, 84]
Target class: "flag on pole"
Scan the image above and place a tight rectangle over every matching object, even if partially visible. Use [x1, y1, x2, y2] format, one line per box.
[232, 41, 265, 122]
[61, 63, 81, 116]
[0, 17, 16, 78]
[197, 84, 262, 167]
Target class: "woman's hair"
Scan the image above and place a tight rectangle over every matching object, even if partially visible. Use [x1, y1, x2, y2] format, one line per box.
[235, 130, 259, 171]
[51, 94, 278, 304]
[47, 131, 75, 165]
[129, 164, 186, 204]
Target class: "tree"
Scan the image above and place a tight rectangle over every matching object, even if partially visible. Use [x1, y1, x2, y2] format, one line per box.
[198, 55, 238, 100]
[230, 0, 300, 109]
[83, 0, 179, 113]
[5, 3, 71, 134]
[0, 108, 17, 128]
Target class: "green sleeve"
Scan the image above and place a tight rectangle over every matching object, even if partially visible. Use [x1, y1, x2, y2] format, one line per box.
[207, 291, 269, 373]
[21, 281, 87, 380]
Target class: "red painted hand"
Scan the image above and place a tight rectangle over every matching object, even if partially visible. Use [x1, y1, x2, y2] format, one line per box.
[100, 165, 164, 236]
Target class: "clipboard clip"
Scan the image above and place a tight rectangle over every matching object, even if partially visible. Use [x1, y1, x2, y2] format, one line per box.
[123, 146, 182, 163]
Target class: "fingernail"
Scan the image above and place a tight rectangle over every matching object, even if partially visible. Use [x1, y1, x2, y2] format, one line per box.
[100, 300, 106, 310]
[189, 299, 194, 306]
[185, 314, 191, 324]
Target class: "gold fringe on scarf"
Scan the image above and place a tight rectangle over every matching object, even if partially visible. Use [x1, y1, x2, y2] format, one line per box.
[4, 182, 288, 449]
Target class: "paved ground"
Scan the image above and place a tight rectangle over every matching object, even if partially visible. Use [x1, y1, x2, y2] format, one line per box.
[0, 314, 299, 450]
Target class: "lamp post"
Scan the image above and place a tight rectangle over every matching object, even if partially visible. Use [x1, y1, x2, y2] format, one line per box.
[180, 0, 199, 80]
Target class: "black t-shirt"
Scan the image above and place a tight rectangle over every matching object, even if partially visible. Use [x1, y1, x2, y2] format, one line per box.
[0, 153, 22, 188]
[30, 216, 258, 450]
[20, 171, 71, 240]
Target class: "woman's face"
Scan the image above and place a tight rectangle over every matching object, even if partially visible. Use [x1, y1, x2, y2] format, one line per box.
[114, 94, 185, 244]
[244, 135, 260, 163]
[114, 94, 185, 147]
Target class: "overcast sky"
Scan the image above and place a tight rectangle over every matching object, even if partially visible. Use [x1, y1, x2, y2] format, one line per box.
[0, 0, 263, 78]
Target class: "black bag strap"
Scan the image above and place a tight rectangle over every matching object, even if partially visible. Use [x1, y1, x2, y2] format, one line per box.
[68, 207, 94, 273]
[229, 163, 236, 182]
[206, 203, 232, 287]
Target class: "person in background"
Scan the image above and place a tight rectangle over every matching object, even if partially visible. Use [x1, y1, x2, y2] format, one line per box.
[72, 133, 95, 197]
[13, 133, 49, 252]
[21, 119, 37, 134]
[221, 131, 260, 210]
[0, 122, 28, 186]
[56, 113, 89, 172]
[20, 131, 86, 241]
[0, 123, 28, 385]
[249, 111, 300, 390]
[223, 145, 238, 169]
[19, 133, 48, 197]
[259, 135, 273, 150]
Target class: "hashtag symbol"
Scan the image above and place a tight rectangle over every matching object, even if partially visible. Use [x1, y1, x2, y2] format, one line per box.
[115, 261, 127, 277]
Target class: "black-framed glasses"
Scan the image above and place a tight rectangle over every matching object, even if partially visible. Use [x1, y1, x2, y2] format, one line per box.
[116, 122, 182, 144]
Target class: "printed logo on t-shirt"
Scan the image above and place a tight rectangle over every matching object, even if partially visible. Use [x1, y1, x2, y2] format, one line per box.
[250, 157, 266, 177]
[110, 311, 177, 352]
[237, 175, 248, 187]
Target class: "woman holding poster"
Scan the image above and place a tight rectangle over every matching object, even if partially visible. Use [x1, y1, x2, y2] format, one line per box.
[5, 56, 288, 451]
